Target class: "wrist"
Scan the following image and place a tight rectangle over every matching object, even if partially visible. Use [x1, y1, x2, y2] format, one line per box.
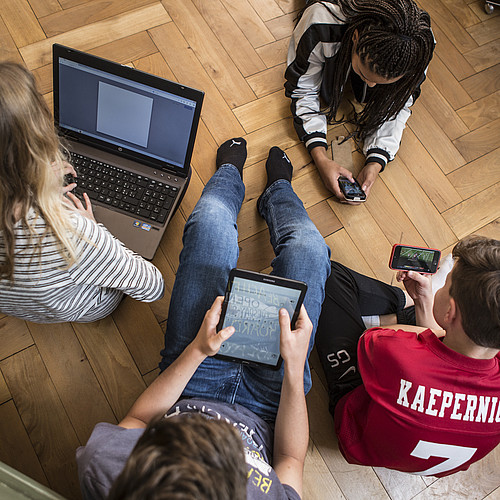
[185, 341, 209, 364]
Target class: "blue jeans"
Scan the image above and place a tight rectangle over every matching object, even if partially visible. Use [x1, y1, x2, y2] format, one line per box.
[159, 164, 331, 422]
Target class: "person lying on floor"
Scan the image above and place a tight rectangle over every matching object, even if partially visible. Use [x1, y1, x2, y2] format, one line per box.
[315, 237, 500, 476]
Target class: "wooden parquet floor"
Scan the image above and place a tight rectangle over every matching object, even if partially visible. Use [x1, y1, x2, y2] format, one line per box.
[0, 0, 499, 498]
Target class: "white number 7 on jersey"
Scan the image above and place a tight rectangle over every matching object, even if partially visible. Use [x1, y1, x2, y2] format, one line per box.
[411, 440, 477, 476]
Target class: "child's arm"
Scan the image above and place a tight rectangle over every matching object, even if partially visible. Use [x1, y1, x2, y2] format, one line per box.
[273, 306, 312, 497]
[118, 297, 234, 429]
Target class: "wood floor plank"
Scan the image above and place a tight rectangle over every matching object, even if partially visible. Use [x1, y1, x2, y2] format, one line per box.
[192, 0, 266, 78]
[149, 23, 245, 144]
[427, 55, 474, 110]
[461, 63, 500, 100]
[246, 63, 287, 98]
[159, 207, 187, 273]
[245, 118, 300, 166]
[418, 80, 470, 140]
[0, 316, 34, 361]
[133, 51, 176, 82]
[306, 371, 390, 499]
[324, 229, 375, 278]
[397, 128, 463, 212]
[440, 0, 481, 28]
[431, 23, 476, 81]
[248, 0, 284, 22]
[0, 0, 46, 47]
[39, 0, 156, 37]
[73, 317, 146, 421]
[0, 16, 24, 63]
[473, 218, 500, 241]
[453, 117, 500, 162]
[457, 90, 500, 129]
[467, 14, 500, 45]
[0, 347, 81, 498]
[20, 3, 171, 69]
[417, 0, 479, 53]
[233, 90, 291, 134]
[464, 38, 500, 72]
[275, 0, 301, 15]
[327, 200, 394, 282]
[0, 400, 48, 487]
[0, 370, 10, 404]
[27, 321, 117, 444]
[308, 200, 343, 238]
[442, 182, 500, 238]
[266, 12, 296, 41]
[111, 298, 164, 374]
[256, 38, 290, 68]
[149, 247, 176, 322]
[303, 440, 345, 500]
[408, 101, 466, 174]
[237, 228, 276, 273]
[29, 0, 62, 18]
[447, 148, 500, 199]
[380, 158, 458, 250]
[178, 166, 205, 220]
[161, 0, 255, 108]
[219, 0, 276, 48]
[364, 179, 427, 249]
[237, 197, 267, 243]
[469, 1, 500, 21]
[374, 467, 427, 500]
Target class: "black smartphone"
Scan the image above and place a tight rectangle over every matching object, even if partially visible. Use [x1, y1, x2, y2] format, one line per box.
[216, 269, 307, 370]
[389, 244, 441, 274]
[338, 176, 366, 202]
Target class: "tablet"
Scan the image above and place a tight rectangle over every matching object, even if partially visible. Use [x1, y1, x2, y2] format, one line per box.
[216, 269, 307, 369]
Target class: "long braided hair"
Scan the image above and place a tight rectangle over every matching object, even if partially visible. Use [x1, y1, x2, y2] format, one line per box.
[300, 0, 434, 142]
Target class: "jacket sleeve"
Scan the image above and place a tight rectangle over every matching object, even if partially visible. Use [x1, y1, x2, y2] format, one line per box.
[284, 3, 345, 152]
[363, 67, 430, 171]
[69, 214, 165, 302]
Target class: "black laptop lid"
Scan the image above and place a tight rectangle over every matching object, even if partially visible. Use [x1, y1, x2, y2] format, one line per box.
[53, 44, 204, 176]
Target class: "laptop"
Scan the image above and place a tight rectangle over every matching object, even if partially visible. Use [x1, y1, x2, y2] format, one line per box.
[52, 44, 204, 259]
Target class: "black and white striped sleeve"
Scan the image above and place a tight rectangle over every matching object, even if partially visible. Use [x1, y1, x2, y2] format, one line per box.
[69, 215, 164, 302]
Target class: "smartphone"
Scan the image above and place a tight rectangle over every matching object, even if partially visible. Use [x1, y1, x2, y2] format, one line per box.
[338, 176, 366, 202]
[216, 269, 307, 370]
[389, 244, 441, 274]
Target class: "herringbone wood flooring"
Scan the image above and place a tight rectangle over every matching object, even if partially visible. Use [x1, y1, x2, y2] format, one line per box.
[0, 0, 499, 498]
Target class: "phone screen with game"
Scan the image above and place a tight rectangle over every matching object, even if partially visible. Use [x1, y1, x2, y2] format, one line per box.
[216, 269, 307, 369]
[338, 176, 366, 202]
[389, 244, 441, 274]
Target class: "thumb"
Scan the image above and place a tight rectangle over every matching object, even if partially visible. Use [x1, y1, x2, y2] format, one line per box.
[219, 325, 235, 341]
[279, 308, 291, 334]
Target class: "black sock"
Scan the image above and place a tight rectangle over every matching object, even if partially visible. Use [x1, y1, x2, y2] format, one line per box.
[216, 137, 247, 178]
[263, 146, 293, 190]
[257, 147, 293, 212]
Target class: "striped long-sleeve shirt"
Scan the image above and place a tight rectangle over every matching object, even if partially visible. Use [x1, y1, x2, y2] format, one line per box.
[0, 210, 164, 323]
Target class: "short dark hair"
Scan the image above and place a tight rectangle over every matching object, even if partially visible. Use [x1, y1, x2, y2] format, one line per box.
[450, 236, 500, 348]
[108, 413, 247, 500]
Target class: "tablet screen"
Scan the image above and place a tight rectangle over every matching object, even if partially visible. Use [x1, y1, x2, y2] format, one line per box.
[218, 274, 304, 368]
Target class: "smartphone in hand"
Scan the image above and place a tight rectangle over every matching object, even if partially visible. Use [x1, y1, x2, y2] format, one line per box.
[338, 176, 366, 202]
[389, 244, 441, 274]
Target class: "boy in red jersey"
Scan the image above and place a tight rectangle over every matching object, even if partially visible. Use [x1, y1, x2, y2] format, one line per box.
[316, 236, 500, 476]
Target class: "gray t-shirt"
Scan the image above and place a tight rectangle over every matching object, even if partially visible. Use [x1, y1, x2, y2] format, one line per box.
[76, 398, 300, 500]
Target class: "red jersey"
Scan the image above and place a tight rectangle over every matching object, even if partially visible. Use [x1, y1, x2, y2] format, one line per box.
[334, 328, 500, 476]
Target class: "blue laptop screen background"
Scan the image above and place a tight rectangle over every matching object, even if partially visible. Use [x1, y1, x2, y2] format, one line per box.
[58, 58, 197, 170]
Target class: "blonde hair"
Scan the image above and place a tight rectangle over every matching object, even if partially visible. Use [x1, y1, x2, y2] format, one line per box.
[0, 62, 77, 280]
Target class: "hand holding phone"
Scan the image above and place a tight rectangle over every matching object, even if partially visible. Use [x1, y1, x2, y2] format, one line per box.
[389, 244, 441, 274]
[338, 176, 366, 202]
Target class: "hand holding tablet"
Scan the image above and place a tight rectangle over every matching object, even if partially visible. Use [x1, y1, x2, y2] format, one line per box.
[216, 269, 308, 369]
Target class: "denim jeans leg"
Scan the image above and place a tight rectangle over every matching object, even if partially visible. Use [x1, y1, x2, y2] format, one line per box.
[233, 180, 331, 421]
[159, 165, 244, 390]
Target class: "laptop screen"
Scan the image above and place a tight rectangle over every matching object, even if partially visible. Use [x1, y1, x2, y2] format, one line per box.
[53, 45, 203, 174]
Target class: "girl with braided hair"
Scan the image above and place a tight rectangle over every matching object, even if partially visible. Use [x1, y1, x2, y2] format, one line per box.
[285, 0, 435, 201]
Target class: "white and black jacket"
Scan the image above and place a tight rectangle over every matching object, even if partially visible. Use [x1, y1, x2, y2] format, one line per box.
[285, 2, 427, 171]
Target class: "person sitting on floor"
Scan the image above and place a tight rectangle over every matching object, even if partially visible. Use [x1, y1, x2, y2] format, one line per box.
[76, 138, 331, 499]
[0, 62, 164, 323]
[315, 236, 500, 476]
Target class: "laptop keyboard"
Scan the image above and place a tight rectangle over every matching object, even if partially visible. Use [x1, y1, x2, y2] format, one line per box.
[70, 153, 178, 224]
